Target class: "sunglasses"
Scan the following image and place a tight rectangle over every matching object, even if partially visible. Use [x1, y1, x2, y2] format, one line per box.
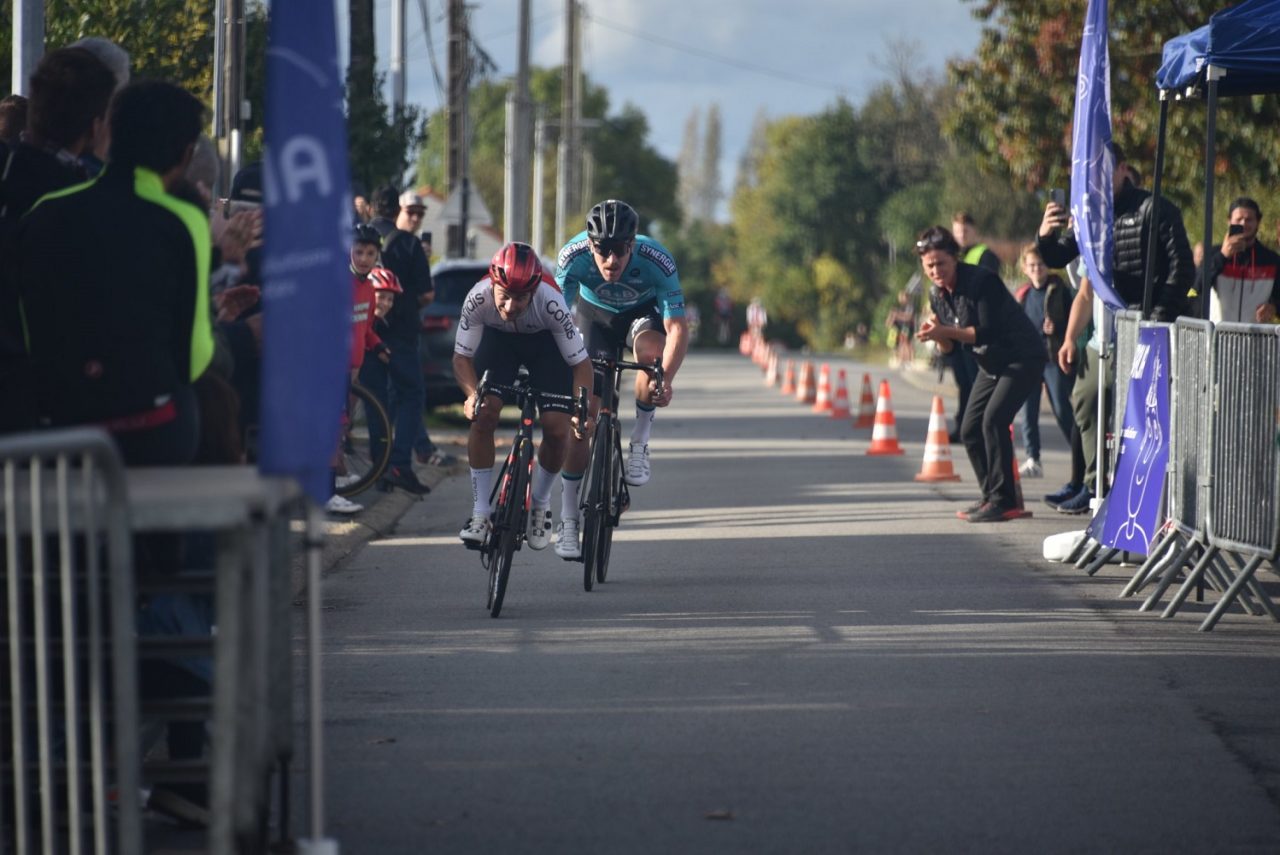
[914, 234, 953, 255]
[403, 207, 426, 219]
[591, 239, 632, 259]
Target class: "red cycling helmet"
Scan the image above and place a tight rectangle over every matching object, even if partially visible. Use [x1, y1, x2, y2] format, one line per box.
[488, 242, 543, 295]
[368, 266, 403, 293]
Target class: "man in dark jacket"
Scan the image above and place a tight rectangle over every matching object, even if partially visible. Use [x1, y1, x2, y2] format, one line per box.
[1036, 145, 1194, 512]
[0, 47, 117, 433]
[362, 186, 434, 494]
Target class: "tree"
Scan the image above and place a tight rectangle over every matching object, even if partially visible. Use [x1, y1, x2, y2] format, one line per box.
[676, 108, 702, 223]
[698, 104, 722, 222]
[946, 0, 1280, 210]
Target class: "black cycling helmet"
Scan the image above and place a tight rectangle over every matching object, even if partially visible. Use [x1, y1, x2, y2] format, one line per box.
[353, 223, 382, 248]
[586, 199, 638, 242]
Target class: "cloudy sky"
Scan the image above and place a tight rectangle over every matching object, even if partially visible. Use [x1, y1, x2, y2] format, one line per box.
[371, 1, 987, 207]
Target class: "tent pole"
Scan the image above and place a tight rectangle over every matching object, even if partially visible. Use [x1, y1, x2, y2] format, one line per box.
[1141, 95, 1169, 320]
[1200, 67, 1222, 321]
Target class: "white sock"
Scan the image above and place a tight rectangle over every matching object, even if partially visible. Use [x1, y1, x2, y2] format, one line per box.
[631, 402, 656, 446]
[531, 460, 557, 507]
[470, 467, 493, 518]
[560, 472, 583, 521]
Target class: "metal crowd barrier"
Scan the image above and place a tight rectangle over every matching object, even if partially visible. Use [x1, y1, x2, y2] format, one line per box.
[1163, 322, 1280, 630]
[2, 429, 304, 853]
[1, 428, 141, 855]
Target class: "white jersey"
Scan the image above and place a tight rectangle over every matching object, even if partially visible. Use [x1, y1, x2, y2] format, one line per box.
[454, 277, 589, 365]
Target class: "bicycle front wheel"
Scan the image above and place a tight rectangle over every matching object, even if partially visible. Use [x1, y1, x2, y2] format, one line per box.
[489, 437, 532, 617]
[336, 383, 392, 497]
[581, 417, 612, 592]
[595, 433, 624, 584]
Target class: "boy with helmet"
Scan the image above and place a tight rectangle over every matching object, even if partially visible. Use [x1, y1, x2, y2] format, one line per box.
[552, 199, 687, 559]
[368, 266, 402, 322]
[454, 242, 595, 549]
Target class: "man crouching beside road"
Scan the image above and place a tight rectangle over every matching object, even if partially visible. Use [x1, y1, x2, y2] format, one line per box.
[453, 243, 594, 551]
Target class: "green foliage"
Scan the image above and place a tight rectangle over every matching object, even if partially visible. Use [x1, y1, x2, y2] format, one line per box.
[346, 70, 427, 194]
[947, 0, 1280, 211]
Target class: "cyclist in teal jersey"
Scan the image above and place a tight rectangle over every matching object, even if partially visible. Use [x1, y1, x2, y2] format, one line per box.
[552, 199, 688, 559]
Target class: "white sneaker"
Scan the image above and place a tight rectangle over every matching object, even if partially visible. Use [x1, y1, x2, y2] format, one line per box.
[554, 517, 581, 559]
[526, 504, 552, 550]
[334, 473, 362, 490]
[1019, 458, 1043, 478]
[624, 443, 650, 486]
[325, 494, 363, 515]
[459, 514, 490, 545]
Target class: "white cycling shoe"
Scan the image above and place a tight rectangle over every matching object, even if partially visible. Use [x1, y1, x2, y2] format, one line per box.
[459, 514, 490, 545]
[554, 517, 581, 559]
[624, 443, 650, 486]
[526, 505, 552, 550]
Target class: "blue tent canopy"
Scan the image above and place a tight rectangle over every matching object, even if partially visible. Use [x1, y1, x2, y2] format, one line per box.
[1156, 0, 1280, 96]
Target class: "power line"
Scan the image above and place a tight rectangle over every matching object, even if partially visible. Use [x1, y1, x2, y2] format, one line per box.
[582, 13, 850, 95]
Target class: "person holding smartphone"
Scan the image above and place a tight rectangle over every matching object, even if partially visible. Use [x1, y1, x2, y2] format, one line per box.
[1198, 197, 1280, 323]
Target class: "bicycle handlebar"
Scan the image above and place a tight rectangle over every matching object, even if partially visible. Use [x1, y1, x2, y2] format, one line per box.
[472, 370, 590, 437]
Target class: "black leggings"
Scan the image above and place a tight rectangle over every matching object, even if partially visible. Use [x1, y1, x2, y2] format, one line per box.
[961, 361, 1044, 508]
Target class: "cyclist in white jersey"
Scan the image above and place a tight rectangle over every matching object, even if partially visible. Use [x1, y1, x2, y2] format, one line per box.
[454, 242, 594, 549]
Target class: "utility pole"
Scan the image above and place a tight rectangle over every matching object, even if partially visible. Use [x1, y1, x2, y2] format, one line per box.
[532, 110, 547, 254]
[391, 0, 406, 110]
[555, 0, 578, 248]
[447, 0, 471, 256]
[217, 0, 247, 195]
[503, 0, 533, 244]
[12, 0, 44, 94]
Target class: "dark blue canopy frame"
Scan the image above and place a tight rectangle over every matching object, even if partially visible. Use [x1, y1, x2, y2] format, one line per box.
[1142, 0, 1280, 318]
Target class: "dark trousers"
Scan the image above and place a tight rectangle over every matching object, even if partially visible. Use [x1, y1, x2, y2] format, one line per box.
[948, 346, 978, 431]
[359, 339, 426, 470]
[1018, 359, 1076, 460]
[961, 361, 1044, 508]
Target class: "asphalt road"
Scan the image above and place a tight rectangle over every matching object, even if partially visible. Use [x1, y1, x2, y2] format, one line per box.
[311, 351, 1280, 854]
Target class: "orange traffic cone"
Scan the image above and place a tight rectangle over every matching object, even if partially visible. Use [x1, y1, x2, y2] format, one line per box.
[795, 361, 817, 404]
[812, 363, 832, 413]
[866, 380, 905, 455]
[764, 349, 779, 386]
[829, 370, 851, 419]
[780, 359, 797, 395]
[853, 373, 876, 428]
[1006, 425, 1032, 518]
[914, 395, 961, 482]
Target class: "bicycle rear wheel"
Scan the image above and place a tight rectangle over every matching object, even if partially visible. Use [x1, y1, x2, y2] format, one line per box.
[581, 417, 612, 592]
[336, 382, 392, 497]
[488, 437, 532, 617]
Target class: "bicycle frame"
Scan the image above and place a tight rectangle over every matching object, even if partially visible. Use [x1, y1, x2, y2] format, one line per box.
[580, 353, 662, 590]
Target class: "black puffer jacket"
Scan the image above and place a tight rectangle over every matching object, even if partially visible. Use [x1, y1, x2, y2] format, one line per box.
[1036, 181, 1194, 321]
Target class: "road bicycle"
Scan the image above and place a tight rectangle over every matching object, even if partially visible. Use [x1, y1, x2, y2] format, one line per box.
[579, 353, 663, 591]
[334, 381, 393, 497]
[470, 369, 587, 617]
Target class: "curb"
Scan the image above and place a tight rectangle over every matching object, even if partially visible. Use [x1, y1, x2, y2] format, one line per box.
[289, 454, 465, 598]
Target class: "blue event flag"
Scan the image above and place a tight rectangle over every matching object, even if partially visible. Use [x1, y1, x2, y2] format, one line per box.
[258, 1, 353, 503]
[1070, 0, 1123, 310]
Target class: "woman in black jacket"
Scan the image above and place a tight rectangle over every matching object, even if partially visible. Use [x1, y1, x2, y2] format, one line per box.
[914, 226, 1046, 523]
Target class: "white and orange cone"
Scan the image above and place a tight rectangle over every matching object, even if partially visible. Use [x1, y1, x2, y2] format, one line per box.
[780, 359, 797, 396]
[764, 348, 779, 386]
[853, 372, 876, 429]
[865, 380, 904, 455]
[812, 363, 832, 413]
[829, 370, 851, 419]
[795, 360, 817, 404]
[1006, 425, 1032, 518]
[914, 395, 961, 481]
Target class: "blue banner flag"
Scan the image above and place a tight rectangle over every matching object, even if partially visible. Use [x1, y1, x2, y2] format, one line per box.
[1070, 0, 1123, 310]
[1089, 326, 1171, 554]
[258, 1, 352, 503]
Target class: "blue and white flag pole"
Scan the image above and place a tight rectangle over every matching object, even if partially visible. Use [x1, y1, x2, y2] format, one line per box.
[262, 2, 351, 852]
[1070, 0, 1122, 311]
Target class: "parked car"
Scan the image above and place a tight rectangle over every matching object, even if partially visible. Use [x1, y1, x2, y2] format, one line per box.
[420, 259, 488, 408]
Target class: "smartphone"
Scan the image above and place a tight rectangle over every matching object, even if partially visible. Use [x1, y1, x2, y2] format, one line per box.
[1049, 188, 1066, 208]
[1228, 223, 1245, 236]
[221, 198, 262, 218]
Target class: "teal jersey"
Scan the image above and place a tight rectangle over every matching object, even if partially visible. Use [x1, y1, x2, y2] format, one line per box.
[555, 232, 685, 318]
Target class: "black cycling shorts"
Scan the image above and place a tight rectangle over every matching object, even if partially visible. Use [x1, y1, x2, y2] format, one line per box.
[471, 329, 575, 414]
[574, 299, 663, 362]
